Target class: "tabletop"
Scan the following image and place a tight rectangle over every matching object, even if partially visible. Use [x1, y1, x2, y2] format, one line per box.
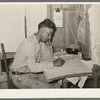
[44, 54, 93, 82]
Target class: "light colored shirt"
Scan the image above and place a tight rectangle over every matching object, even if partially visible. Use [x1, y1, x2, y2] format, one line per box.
[11, 33, 53, 73]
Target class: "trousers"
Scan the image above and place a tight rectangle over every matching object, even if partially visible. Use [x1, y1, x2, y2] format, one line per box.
[11, 73, 61, 89]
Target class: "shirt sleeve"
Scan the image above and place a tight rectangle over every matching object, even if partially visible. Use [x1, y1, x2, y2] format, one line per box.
[24, 40, 53, 73]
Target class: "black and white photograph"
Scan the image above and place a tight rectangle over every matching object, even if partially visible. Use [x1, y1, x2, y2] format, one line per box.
[0, 2, 100, 92]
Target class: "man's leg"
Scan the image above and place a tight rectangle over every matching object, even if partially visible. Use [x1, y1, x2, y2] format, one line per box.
[11, 73, 60, 89]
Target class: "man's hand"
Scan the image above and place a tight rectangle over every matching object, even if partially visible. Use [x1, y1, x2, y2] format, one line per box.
[53, 58, 65, 67]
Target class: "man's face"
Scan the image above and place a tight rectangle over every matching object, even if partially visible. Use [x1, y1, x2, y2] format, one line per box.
[40, 27, 53, 43]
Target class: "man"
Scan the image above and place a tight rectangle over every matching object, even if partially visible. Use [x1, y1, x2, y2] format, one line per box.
[10, 18, 64, 88]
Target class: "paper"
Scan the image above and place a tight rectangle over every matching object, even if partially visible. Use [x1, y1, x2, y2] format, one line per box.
[53, 9, 63, 27]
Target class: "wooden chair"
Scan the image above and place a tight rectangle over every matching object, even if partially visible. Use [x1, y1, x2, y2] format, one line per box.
[1, 43, 17, 89]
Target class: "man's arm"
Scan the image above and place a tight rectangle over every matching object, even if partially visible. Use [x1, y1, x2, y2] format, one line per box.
[25, 41, 53, 73]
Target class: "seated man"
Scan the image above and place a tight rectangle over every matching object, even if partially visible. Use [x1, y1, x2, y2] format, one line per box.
[10, 18, 64, 88]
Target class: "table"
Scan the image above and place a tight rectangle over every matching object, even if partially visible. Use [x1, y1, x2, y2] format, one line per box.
[43, 54, 97, 88]
[44, 60, 93, 82]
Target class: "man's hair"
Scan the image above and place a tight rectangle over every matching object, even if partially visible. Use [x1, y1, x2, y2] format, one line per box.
[38, 18, 57, 34]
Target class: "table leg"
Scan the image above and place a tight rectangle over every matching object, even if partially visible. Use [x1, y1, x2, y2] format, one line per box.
[62, 79, 69, 88]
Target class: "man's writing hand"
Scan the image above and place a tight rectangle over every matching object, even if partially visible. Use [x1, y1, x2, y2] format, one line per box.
[53, 58, 65, 67]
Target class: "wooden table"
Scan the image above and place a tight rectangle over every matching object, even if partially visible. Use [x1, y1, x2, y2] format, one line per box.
[44, 56, 100, 88]
[43, 54, 96, 88]
[44, 60, 93, 82]
[44, 60, 98, 88]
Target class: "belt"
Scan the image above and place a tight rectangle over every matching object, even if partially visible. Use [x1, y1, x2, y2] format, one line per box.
[12, 71, 29, 75]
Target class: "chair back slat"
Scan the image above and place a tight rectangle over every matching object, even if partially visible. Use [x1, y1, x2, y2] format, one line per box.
[1, 43, 9, 73]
